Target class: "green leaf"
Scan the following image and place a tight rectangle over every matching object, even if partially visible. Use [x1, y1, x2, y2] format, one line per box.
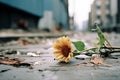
[95, 24, 111, 47]
[73, 50, 80, 57]
[72, 41, 85, 51]
[96, 25, 106, 47]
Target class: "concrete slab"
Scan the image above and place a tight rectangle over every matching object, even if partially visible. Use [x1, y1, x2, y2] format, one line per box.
[0, 32, 120, 80]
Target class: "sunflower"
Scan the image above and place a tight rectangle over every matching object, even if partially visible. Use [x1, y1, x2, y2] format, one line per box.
[53, 36, 73, 63]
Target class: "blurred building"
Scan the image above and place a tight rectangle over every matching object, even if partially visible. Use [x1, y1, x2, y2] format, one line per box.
[89, 0, 111, 31]
[115, 0, 120, 32]
[0, 0, 69, 31]
[89, 0, 120, 32]
[82, 20, 88, 31]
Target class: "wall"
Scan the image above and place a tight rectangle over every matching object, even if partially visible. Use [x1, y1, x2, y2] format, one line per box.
[0, 0, 43, 16]
[0, 2, 39, 29]
[0, 0, 69, 30]
[43, 0, 69, 29]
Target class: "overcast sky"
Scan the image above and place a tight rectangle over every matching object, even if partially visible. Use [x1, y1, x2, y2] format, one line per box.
[68, 0, 94, 29]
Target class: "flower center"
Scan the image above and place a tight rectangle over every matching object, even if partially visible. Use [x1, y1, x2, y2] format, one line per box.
[62, 46, 71, 57]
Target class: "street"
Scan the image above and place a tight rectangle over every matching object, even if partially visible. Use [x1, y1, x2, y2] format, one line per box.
[0, 32, 120, 80]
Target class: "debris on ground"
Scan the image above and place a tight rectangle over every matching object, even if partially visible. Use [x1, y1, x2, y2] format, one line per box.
[17, 37, 40, 46]
[0, 37, 55, 47]
[27, 52, 40, 57]
[82, 56, 111, 67]
[0, 57, 31, 67]
[33, 61, 42, 65]
[0, 49, 17, 55]
[26, 50, 43, 57]
[75, 54, 90, 60]
[0, 69, 11, 73]
[3, 37, 40, 46]
[90, 56, 104, 65]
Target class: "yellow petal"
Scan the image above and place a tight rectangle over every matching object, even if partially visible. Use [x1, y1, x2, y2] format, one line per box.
[60, 57, 66, 62]
[69, 53, 73, 58]
[54, 50, 61, 54]
[55, 55, 64, 60]
[64, 57, 69, 62]
[54, 53, 62, 58]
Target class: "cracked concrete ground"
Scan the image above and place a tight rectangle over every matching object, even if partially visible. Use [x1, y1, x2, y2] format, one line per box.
[0, 32, 120, 80]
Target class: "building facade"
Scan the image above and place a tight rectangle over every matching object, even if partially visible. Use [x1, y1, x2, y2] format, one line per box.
[116, 0, 120, 32]
[89, 0, 111, 31]
[89, 0, 120, 32]
[0, 0, 69, 31]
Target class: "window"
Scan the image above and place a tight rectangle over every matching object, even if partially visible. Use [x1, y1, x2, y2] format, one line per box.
[96, 6, 101, 9]
[105, 14, 111, 23]
[106, 5, 110, 9]
[106, 0, 110, 5]
[96, 15, 101, 19]
[106, 10, 110, 14]
[106, 14, 111, 20]
[96, 0, 101, 6]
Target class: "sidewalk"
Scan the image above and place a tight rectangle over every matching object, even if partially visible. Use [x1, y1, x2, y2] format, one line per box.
[0, 32, 120, 80]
